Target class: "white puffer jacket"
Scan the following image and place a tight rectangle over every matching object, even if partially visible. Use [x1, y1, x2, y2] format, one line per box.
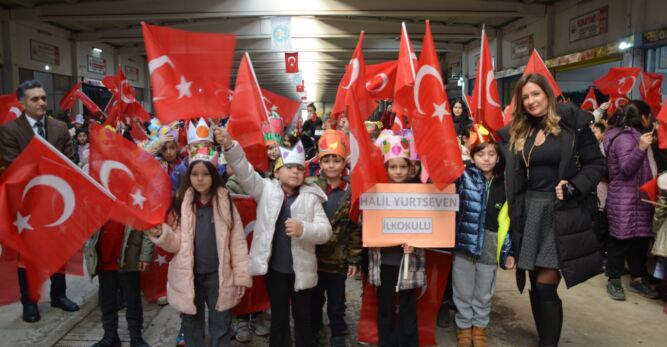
[224, 141, 332, 291]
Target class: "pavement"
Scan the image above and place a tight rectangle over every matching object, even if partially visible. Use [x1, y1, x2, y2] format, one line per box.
[0, 268, 665, 346]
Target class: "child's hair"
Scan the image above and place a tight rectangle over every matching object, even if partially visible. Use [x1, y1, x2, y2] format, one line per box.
[75, 127, 88, 142]
[173, 161, 233, 226]
[470, 141, 503, 174]
[592, 122, 606, 133]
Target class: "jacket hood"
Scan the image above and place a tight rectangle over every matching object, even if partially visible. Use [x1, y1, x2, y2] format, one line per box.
[298, 182, 328, 203]
[603, 127, 637, 155]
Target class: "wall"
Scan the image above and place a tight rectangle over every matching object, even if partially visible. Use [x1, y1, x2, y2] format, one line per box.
[643, 0, 667, 33]
[13, 21, 73, 77]
[76, 41, 115, 81]
[501, 17, 548, 70]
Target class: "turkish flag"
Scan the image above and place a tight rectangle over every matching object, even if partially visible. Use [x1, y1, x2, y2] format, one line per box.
[524, 50, 562, 97]
[608, 94, 630, 117]
[261, 88, 301, 126]
[331, 32, 378, 121]
[103, 69, 150, 123]
[0, 94, 23, 126]
[471, 29, 503, 134]
[285, 52, 299, 74]
[228, 53, 270, 174]
[366, 60, 397, 101]
[296, 80, 305, 93]
[463, 93, 476, 119]
[89, 123, 171, 230]
[411, 20, 464, 190]
[0, 244, 20, 305]
[640, 72, 664, 115]
[142, 22, 236, 123]
[231, 195, 270, 315]
[640, 177, 659, 203]
[393, 23, 418, 123]
[140, 245, 172, 302]
[593, 67, 640, 97]
[581, 87, 599, 111]
[358, 251, 452, 346]
[0, 136, 114, 302]
[60, 82, 103, 116]
[657, 100, 667, 149]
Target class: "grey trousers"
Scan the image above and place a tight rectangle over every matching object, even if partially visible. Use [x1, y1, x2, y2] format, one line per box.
[182, 272, 233, 347]
[452, 253, 497, 328]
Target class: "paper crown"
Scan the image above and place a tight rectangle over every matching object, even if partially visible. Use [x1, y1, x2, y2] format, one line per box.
[187, 118, 214, 144]
[318, 129, 349, 159]
[469, 124, 495, 148]
[274, 141, 306, 172]
[263, 117, 285, 146]
[73, 114, 84, 125]
[399, 129, 420, 161]
[188, 142, 218, 165]
[377, 134, 411, 163]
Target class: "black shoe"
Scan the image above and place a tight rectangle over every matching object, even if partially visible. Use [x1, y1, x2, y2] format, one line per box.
[437, 303, 449, 328]
[130, 336, 150, 347]
[607, 279, 626, 301]
[536, 299, 562, 347]
[51, 296, 80, 312]
[22, 303, 40, 323]
[629, 277, 660, 299]
[92, 334, 121, 347]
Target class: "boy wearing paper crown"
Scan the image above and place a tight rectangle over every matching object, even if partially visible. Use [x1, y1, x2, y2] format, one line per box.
[452, 123, 513, 347]
[214, 126, 333, 347]
[306, 130, 361, 346]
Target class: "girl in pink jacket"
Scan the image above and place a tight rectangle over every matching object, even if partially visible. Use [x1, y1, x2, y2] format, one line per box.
[149, 121, 252, 347]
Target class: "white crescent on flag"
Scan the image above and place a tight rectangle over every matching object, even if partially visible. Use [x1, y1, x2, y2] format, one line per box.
[148, 55, 175, 75]
[349, 132, 360, 170]
[618, 76, 637, 95]
[582, 97, 598, 110]
[413, 64, 445, 115]
[9, 106, 21, 118]
[99, 160, 135, 193]
[485, 70, 501, 108]
[21, 175, 75, 228]
[287, 56, 297, 67]
[343, 58, 360, 90]
[120, 80, 136, 104]
[366, 73, 389, 94]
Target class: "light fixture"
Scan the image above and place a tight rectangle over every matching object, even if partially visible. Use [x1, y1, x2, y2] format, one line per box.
[618, 41, 633, 50]
[44, 65, 50, 71]
[93, 47, 103, 53]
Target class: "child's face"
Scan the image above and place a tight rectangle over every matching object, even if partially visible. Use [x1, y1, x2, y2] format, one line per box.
[276, 164, 305, 190]
[472, 144, 498, 176]
[591, 126, 604, 143]
[267, 143, 280, 161]
[409, 161, 420, 179]
[76, 132, 88, 145]
[386, 158, 410, 183]
[320, 154, 345, 179]
[161, 141, 179, 163]
[189, 162, 213, 196]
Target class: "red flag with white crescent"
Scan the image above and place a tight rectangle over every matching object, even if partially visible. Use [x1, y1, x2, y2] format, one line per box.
[607, 94, 629, 117]
[0, 136, 114, 302]
[365, 60, 397, 101]
[593, 67, 640, 97]
[640, 72, 664, 116]
[393, 23, 418, 122]
[285, 52, 299, 74]
[0, 94, 22, 126]
[261, 88, 301, 126]
[471, 28, 503, 134]
[581, 87, 598, 111]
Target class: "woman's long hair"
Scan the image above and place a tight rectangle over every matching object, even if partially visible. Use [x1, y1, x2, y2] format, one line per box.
[618, 100, 652, 132]
[509, 74, 561, 152]
[452, 98, 470, 118]
[173, 160, 231, 226]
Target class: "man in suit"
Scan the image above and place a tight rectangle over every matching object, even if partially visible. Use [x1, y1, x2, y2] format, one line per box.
[0, 80, 80, 323]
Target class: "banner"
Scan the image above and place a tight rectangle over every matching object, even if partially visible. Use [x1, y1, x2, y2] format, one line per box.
[271, 16, 293, 51]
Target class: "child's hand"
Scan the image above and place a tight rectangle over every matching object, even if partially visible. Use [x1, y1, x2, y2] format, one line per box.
[285, 218, 304, 237]
[505, 256, 516, 270]
[235, 286, 246, 299]
[347, 265, 358, 278]
[212, 125, 233, 150]
[147, 226, 162, 238]
[139, 262, 150, 272]
[402, 244, 415, 254]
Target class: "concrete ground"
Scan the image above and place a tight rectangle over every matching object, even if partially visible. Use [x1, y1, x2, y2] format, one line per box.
[0, 269, 665, 346]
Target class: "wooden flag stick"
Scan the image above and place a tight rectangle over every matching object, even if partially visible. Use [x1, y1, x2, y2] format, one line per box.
[641, 198, 667, 208]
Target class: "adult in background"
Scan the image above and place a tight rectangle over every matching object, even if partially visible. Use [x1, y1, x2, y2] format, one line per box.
[452, 98, 473, 137]
[603, 100, 660, 301]
[497, 74, 605, 347]
[0, 80, 79, 322]
[301, 103, 323, 159]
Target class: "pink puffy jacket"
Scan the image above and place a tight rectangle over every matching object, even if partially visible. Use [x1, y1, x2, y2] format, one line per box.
[150, 187, 252, 315]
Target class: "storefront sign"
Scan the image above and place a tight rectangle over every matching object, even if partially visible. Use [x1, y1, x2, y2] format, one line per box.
[511, 34, 534, 59]
[569, 6, 608, 42]
[361, 184, 457, 248]
[125, 65, 139, 81]
[644, 29, 667, 44]
[86, 55, 106, 75]
[30, 39, 60, 65]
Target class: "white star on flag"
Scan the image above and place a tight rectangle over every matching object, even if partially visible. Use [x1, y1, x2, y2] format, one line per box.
[155, 254, 167, 266]
[14, 212, 33, 235]
[432, 102, 449, 122]
[130, 188, 147, 209]
[618, 77, 626, 85]
[176, 75, 192, 99]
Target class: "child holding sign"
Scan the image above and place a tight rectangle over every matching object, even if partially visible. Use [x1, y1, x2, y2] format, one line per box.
[369, 134, 426, 347]
[453, 125, 515, 347]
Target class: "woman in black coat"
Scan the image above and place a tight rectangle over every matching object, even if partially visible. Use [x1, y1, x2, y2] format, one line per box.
[497, 74, 605, 347]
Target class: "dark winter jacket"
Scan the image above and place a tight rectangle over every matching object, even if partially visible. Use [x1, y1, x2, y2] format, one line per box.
[455, 166, 512, 268]
[603, 127, 655, 239]
[454, 114, 473, 136]
[498, 103, 606, 290]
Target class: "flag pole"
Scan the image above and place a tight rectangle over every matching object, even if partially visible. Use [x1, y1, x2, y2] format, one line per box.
[245, 52, 272, 125]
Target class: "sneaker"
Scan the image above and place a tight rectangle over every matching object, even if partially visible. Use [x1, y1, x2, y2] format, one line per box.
[629, 277, 660, 299]
[607, 279, 626, 301]
[235, 321, 251, 343]
[250, 314, 270, 336]
[175, 331, 185, 346]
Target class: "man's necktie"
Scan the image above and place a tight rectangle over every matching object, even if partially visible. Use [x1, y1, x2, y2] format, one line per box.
[35, 120, 45, 138]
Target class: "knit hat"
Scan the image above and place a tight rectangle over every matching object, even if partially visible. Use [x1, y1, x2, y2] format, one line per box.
[376, 134, 411, 163]
[318, 129, 349, 159]
[274, 141, 306, 172]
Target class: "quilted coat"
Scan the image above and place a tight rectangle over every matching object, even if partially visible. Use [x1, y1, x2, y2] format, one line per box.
[603, 127, 655, 239]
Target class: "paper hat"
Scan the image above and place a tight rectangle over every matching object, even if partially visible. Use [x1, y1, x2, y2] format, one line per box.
[374, 129, 395, 147]
[469, 123, 495, 148]
[274, 141, 306, 172]
[364, 120, 383, 131]
[399, 129, 419, 161]
[263, 117, 285, 146]
[73, 114, 84, 125]
[318, 129, 349, 159]
[188, 142, 218, 164]
[187, 118, 214, 144]
[377, 134, 411, 163]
